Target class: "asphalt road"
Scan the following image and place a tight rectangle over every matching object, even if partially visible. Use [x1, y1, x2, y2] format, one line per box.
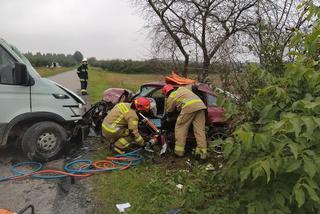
[49, 69, 80, 93]
[0, 70, 95, 214]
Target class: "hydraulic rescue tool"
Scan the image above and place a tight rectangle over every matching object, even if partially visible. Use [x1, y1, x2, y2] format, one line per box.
[138, 113, 167, 155]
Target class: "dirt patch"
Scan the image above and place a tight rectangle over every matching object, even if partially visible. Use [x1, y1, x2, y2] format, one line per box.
[145, 143, 224, 172]
[150, 154, 192, 170]
[52, 177, 95, 214]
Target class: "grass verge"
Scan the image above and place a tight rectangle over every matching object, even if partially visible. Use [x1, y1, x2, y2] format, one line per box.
[36, 67, 74, 77]
[91, 150, 223, 214]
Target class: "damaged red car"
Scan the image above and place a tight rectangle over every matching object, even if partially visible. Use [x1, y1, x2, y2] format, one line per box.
[84, 77, 229, 154]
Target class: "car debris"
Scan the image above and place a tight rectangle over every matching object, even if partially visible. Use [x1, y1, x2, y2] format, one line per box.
[116, 203, 131, 213]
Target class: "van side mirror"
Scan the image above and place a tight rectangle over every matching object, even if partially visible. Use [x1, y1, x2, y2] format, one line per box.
[14, 62, 31, 85]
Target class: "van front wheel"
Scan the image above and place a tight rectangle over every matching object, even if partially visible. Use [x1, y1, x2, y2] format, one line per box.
[22, 121, 67, 161]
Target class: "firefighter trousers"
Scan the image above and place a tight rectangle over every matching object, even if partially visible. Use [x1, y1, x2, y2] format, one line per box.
[174, 110, 207, 157]
[102, 129, 136, 154]
[80, 79, 88, 93]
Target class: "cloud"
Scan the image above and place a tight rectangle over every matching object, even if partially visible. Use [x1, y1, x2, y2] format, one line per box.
[0, 0, 150, 59]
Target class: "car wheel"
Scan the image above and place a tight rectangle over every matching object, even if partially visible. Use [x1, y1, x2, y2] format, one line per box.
[207, 126, 228, 141]
[207, 126, 228, 154]
[22, 121, 67, 162]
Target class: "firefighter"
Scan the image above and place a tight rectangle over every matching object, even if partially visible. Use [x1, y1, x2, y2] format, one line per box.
[162, 84, 208, 160]
[77, 58, 88, 95]
[101, 97, 151, 154]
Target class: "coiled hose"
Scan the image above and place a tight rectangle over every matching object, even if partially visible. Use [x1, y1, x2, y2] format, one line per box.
[0, 149, 143, 182]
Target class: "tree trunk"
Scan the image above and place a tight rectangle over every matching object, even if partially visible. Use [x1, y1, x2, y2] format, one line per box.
[182, 55, 189, 77]
[199, 56, 210, 82]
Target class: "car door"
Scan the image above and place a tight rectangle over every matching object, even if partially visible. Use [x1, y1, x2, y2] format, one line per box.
[0, 45, 30, 125]
[205, 93, 225, 124]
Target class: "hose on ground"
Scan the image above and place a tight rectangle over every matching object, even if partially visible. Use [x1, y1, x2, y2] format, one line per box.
[0, 149, 142, 182]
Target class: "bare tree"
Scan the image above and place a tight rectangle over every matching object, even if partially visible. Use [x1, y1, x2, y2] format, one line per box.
[245, 0, 308, 74]
[149, 21, 193, 76]
[140, 0, 258, 80]
[143, 0, 192, 77]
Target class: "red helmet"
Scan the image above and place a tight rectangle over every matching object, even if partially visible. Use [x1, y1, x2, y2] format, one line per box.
[134, 97, 151, 112]
[162, 84, 175, 95]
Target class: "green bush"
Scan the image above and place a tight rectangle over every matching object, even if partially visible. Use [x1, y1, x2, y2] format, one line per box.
[213, 3, 320, 213]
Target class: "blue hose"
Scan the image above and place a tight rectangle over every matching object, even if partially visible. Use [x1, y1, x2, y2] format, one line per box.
[113, 148, 143, 166]
[11, 162, 43, 175]
[0, 162, 44, 182]
[64, 160, 117, 173]
[0, 149, 143, 181]
[10, 161, 69, 179]
[64, 149, 143, 173]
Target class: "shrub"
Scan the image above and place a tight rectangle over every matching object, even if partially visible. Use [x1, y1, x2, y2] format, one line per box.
[213, 3, 320, 213]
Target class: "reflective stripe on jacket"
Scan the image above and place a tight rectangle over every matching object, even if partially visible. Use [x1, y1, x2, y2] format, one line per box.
[102, 103, 144, 145]
[166, 87, 206, 114]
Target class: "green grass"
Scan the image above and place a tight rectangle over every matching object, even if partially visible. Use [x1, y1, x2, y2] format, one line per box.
[36, 67, 74, 77]
[87, 68, 163, 103]
[87, 67, 222, 103]
[91, 150, 220, 214]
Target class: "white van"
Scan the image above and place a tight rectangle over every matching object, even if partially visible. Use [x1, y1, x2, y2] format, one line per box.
[0, 38, 88, 161]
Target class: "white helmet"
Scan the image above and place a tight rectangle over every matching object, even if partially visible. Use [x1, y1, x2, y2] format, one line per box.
[82, 58, 88, 64]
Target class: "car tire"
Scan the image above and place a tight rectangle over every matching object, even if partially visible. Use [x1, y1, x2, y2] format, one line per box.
[207, 126, 228, 154]
[207, 126, 228, 141]
[21, 121, 67, 162]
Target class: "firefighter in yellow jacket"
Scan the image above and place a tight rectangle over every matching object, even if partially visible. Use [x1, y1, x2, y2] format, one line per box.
[162, 84, 207, 159]
[101, 97, 151, 154]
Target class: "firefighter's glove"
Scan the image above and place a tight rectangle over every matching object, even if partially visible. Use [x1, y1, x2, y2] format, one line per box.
[135, 135, 145, 146]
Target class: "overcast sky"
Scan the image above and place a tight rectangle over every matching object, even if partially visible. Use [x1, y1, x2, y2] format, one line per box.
[0, 0, 150, 59]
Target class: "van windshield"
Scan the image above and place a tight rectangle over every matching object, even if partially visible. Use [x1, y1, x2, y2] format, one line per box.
[9, 45, 31, 65]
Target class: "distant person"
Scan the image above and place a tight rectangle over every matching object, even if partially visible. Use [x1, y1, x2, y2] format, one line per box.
[77, 58, 88, 95]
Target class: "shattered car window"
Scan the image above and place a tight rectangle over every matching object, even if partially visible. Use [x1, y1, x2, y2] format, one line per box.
[206, 94, 217, 107]
[151, 89, 164, 98]
[139, 86, 158, 97]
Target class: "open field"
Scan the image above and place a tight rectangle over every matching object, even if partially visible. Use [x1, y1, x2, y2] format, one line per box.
[87, 68, 164, 103]
[87, 67, 222, 103]
[36, 67, 74, 77]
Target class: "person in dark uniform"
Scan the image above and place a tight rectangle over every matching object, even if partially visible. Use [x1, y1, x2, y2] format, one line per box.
[77, 58, 88, 95]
